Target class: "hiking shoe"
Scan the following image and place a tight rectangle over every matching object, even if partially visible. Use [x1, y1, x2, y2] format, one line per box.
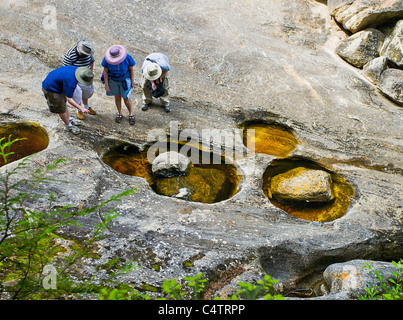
[163, 105, 170, 113]
[115, 114, 123, 123]
[129, 115, 135, 125]
[141, 103, 149, 111]
[69, 118, 81, 126]
[88, 107, 97, 115]
[67, 125, 81, 135]
[76, 110, 85, 120]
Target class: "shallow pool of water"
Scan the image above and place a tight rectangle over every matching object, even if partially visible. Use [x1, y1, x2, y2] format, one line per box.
[101, 141, 241, 204]
[262, 158, 354, 222]
[242, 121, 298, 158]
[0, 122, 49, 167]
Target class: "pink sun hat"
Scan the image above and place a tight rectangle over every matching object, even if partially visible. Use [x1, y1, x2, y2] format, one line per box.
[105, 45, 128, 65]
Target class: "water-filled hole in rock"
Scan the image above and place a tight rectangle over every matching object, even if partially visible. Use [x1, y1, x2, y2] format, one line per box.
[262, 158, 354, 222]
[0, 122, 49, 167]
[100, 140, 241, 204]
[241, 120, 298, 158]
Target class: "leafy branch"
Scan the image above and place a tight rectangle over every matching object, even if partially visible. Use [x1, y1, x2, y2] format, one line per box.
[358, 260, 403, 300]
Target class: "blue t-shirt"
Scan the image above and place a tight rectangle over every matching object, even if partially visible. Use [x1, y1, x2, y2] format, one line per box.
[42, 66, 78, 98]
[141, 53, 170, 72]
[101, 54, 135, 82]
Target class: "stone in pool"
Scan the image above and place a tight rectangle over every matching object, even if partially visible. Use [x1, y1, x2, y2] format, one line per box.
[270, 167, 335, 202]
[152, 151, 191, 178]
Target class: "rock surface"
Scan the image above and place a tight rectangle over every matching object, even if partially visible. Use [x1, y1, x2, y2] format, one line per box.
[329, 0, 403, 33]
[363, 56, 388, 83]
[336, 28, 385, 68]
[378, 68, 403, 106]
[381, 19, 403, 68]
[0, 0, 402, 299]
[270, 168, 334, 202]
[321, 259, 401, 299]
[152, 151, 190, 177]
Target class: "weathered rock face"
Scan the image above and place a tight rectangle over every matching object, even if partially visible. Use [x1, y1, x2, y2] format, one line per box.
[0, 0, 402, 299]
[331, 2, 402, 107]
[329, 0, 403, 33]
[363, 56, 388, 83]
[336, 28, 385, 68]
[378, 68, 403, 106]
[381, 19, 403, 68]
[321, 259, 401, 299]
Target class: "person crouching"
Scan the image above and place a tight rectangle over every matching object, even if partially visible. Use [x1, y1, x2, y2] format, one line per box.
[42, 66, 94, 135]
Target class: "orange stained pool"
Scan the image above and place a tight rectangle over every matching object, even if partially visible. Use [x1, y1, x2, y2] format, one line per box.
[0, 122, 49, 167]
[242, 122, 298, 158]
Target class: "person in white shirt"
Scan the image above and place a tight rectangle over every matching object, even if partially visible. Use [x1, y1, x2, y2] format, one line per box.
[140, 53, 171, 113]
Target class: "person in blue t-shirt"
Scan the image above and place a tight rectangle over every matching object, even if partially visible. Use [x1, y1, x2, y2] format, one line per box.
[42, 66, 94, 135]
[140, 53, 171, 113]
[102, 45, 135, 125]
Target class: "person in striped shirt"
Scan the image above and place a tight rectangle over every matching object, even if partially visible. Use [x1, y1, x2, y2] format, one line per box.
[63, 40, 96, 119]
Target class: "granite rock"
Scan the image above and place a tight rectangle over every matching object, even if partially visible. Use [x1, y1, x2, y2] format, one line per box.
[363, 56, 388, 83]
[152, 151, 190, 177]
[336, 28, 385, 68]
[270, 168, 334, 202]
[381, 19, 403, 68]
[377, 68, 403, 106]
[329, 0, 403, 33]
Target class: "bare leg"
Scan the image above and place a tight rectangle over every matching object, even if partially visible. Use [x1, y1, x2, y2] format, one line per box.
[115, 95, 122, 115]
[59, 104, 71, 125]
[123, 97, 133, 116]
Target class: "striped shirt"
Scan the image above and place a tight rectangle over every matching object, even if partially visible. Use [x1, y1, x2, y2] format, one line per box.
[62, 46, 94, 67]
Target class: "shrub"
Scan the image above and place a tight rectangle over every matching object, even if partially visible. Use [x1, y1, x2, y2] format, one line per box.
[0, 135, 136, 299]
[358, 260, 403, 300]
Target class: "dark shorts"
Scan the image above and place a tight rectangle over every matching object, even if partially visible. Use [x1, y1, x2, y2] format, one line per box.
[42, 88, 66, 114]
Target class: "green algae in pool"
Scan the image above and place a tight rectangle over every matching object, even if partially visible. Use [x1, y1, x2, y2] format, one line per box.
[0, 122, 49, 167]
[101, 142, 241, 204]
[262, 158, 354, 222]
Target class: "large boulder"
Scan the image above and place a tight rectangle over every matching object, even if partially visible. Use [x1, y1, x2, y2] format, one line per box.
[377, 68, 403, 106]
[322, 260, 401, 299]
[336, 28, 385, 68]
[151, 151, 190, 178]
[329, 0, 403, 33]
[270, 167, 335, 202]
[381, 19, 403, 68]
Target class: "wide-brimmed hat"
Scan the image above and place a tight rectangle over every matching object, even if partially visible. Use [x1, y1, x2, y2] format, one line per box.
[105, 45, 127, 65]
[143, 62, 162, 81]
[75, 66, 94, 86]
[77, 40, 94, 56]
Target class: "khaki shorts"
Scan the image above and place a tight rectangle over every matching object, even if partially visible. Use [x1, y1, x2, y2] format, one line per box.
[43, 88, 66, 114]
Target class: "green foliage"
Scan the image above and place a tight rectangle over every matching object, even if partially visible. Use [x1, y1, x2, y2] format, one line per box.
[161, 279, 185, 300]
[157, 272, 208, 300]
[98, 263, 151, 301]
[99, 286, 151, 300]
[0, 136, 137, 300]
[358, 260, 403, 300]
[184, 272, 208, 300]
[234, 275, 284, 300]
[99, 272, 284, 301]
